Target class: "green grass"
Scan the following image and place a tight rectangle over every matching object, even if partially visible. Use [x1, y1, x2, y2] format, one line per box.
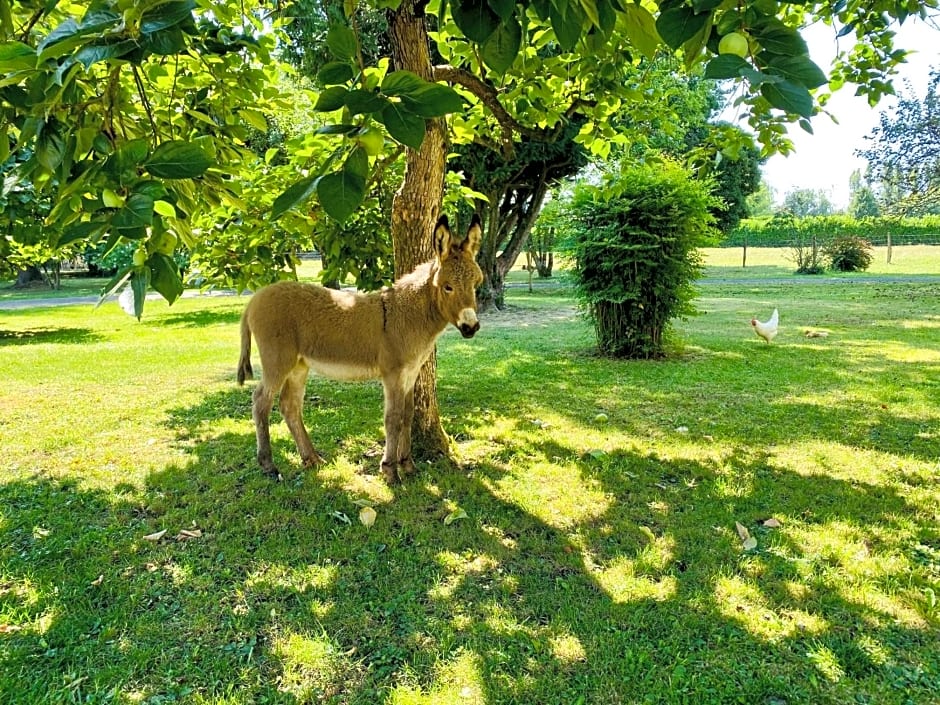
[702, 244, 940, 279]
[1, 267, 938, 704]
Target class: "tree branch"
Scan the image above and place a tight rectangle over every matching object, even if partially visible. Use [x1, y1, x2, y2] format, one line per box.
[433, 65, 556, 150]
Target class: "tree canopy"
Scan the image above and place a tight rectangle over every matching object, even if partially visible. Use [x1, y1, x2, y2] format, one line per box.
[857, 66, 940, 215]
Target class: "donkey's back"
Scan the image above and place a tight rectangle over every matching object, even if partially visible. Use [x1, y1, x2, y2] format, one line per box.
[238, 281, 385, 384]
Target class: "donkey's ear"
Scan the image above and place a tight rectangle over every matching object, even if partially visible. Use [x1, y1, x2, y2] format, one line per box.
[461, 214, 482, 257]
[433, 215, 452, 260]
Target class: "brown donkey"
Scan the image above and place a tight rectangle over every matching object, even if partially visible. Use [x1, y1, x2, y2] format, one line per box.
[237, 215, 483, 483]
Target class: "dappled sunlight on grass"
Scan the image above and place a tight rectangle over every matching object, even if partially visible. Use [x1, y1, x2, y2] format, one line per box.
[273, 631, 350, 701]
[713, 575, 829, 642]
[482, 457, 611, 530]
[590, 555, 678, 604]
[389, 650, 486, 705]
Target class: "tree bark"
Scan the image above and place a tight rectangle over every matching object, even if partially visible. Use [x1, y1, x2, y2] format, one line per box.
[476, 175, 550, 311]
[387, 0, 450, 458]
[13, 265, 44, 289]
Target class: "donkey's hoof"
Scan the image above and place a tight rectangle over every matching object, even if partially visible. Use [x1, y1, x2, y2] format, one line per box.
[381, 461, 400, 485]
[302, 452, 326, 468]
[261, 466, 283, 482]
[398, 457, 416, 478]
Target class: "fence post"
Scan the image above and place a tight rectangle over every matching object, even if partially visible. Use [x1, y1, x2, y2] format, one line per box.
[886, 230, 892, 264]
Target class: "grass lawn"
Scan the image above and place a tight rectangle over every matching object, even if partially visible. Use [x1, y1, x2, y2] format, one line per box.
[0, 261, 938, 704]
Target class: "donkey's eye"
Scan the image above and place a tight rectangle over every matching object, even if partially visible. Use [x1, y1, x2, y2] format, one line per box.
[443, 284, 455, 294]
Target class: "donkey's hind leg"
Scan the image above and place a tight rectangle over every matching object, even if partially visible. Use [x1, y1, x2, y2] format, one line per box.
[252, 380, 280, 477]
[280, 362, 325, 468]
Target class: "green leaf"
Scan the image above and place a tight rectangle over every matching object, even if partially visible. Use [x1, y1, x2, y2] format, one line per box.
[153, 200, 177, 217]
[271, 174, 319, 220]
[761, 80, 814, 118]
[317, 169, 366, 222]
[315, 123, 359, 135]
[763, 54, 828, 89]
[318, 61, 355, 86]
[57, 220, 108, 248]
[112, 194, 155, 231]
[452, 0, 502, 43]
[487, 0, 515, 20]
[400, 84, 464, 117]
[326, 24, 358, 61]
[140, 0, 195, 34]
[381, 70, 427, 97]
[130, 267, 150, 320]
[314, 86, 348, 112]
[73, 39, 137, 69]
[142, 26, 186, 56]
[704, 54, 749, 79]
[655, 6, 709, 50]
[380, 103, 426, 150]
[549, 2, 583, 51]
[481, 17, 522, 74]
[750, 20, 808, 55]
[239, 108, 268, 132]
[344, 88, 387, 115]
[150, 252, 183, 304]
[344, 146, 370, 182]
[145, 141, 211, 179]
[35, 124, 66, 172]
[623, 5, 660, 60]
[0, 41, 36, 71]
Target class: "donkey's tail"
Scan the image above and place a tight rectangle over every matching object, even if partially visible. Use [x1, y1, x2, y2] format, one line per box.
[236, 308, 253, 385]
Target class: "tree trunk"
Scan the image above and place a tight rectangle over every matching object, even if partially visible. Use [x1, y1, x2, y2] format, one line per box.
[388, 0, 450, 458]
[477, 176, 550, 311]
[13, 265, 44, 289]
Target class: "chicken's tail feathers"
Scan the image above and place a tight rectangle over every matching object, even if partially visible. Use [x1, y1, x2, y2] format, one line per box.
[768, 308, 779, 325]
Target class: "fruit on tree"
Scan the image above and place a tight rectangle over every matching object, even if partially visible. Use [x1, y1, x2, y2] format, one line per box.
[718, 32, 749, 58]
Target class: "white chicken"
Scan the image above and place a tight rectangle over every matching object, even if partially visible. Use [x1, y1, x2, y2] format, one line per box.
[751, 308, 779, 343]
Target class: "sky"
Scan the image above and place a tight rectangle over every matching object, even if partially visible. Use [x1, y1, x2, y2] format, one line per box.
[745, 18, 938, 209]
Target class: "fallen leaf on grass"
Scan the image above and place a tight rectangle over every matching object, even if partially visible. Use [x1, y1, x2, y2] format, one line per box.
[444, 508, 468, 526]
[0, 624, 23, 634]
[763, 517, 783, 528]
[176, 529, 203, 540]
[359, 506, 377, 528]
[90, 574, 104, 586]
[735, 522, 758, 550]
[142, 529, 167, 542]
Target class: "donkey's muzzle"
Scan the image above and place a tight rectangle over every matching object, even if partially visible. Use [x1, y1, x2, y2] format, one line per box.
[457, 308, 479, 339]
[459, 321, 480, 338]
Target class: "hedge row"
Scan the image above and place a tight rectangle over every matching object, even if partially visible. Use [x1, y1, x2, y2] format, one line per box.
[724, 215, 940, 247]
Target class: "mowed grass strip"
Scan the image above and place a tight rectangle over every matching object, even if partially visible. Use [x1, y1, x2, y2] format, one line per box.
[0, 270, 937, 704]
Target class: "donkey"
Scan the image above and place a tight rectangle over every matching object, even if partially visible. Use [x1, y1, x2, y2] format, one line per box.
[237, 214, 483, 483]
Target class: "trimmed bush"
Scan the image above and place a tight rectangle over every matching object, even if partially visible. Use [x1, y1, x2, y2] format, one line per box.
[567, 162, 719, 358]
[824, 235, 874, 272]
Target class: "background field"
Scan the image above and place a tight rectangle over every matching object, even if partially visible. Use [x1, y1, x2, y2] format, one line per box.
[1, 251, 938, 704]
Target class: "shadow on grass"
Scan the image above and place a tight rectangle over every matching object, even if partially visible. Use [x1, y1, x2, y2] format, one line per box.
[0, 327, 102, 346]
[3, 409, 936, 703]
[153, 304, 243, 329]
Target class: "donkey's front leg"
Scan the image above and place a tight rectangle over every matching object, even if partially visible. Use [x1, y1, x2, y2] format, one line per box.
[381, 372, 415, 484]
[396, 385, 417, 478]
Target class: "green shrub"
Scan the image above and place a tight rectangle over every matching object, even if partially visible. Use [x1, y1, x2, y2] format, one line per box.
[824, 235, 874, 272]
[567, 162, 719, 358]
[726, 214, 940, 247]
